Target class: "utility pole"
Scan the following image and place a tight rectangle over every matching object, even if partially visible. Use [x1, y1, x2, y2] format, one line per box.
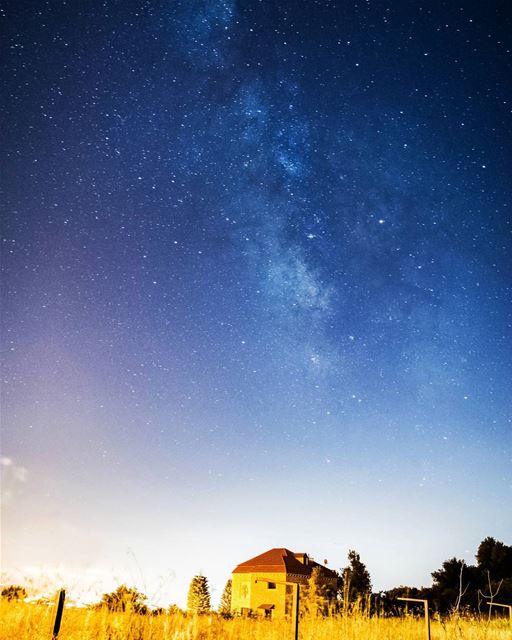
[291, 583, 300, 640]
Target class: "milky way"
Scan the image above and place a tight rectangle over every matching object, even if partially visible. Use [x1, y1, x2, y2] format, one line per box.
[2, 1, 511, 605]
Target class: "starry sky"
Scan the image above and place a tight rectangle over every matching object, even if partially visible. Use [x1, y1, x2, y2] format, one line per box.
[1, 0, 511, 607]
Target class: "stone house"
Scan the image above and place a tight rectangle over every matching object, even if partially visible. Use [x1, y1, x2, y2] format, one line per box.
[230, 547, 338, 618]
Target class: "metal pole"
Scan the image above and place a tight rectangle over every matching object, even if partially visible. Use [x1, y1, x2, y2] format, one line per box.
[51, 589, 66, 639]
[292, 583, 300, 640]
[424, 599, 430, 640]
[397, 597, 430, 640]
[486, 602, 512, 623]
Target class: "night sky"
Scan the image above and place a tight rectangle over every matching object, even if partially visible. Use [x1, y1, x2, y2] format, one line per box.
[2, 1, 511, 606]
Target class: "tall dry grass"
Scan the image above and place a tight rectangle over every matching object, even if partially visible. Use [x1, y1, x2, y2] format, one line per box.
[0, 600, 510, 640]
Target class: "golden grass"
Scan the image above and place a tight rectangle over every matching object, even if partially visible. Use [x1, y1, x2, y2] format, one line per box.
[0, 600, 510, 640]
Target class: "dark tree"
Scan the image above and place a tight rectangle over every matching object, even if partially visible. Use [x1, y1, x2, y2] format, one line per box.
[1, 585, 27, 601]
[377, 586, 432, 616]
[431, 557, 465, 609]
[430, 558, 483, 613]
[476, 537, 512, 605]
[476, 537, 512, 581]
[100, 585, 148, 614]
[340, 550, 372, 608]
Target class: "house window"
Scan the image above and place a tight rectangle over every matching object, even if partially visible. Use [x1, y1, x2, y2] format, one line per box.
[268, 582, 276, 589]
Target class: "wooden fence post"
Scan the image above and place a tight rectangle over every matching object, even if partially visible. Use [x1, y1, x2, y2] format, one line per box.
[51, 589, 66, 639]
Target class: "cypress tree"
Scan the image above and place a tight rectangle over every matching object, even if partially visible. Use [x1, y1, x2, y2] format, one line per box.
[218, 578, 232, 616]
[187, 575, 211, 614]
[301, 567, 327, 617]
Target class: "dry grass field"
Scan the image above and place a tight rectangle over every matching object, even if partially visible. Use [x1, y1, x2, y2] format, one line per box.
[1, 600, 510, 640]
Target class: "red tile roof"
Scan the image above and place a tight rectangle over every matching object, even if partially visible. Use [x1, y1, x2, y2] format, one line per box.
[233, 548, 337, 581]
[233, 548, 308, 575]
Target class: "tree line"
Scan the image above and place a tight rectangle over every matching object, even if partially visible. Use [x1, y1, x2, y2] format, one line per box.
[382, 536, 512, 615]
[2, 537, 510, 617]
[343, 536, 512, 616]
